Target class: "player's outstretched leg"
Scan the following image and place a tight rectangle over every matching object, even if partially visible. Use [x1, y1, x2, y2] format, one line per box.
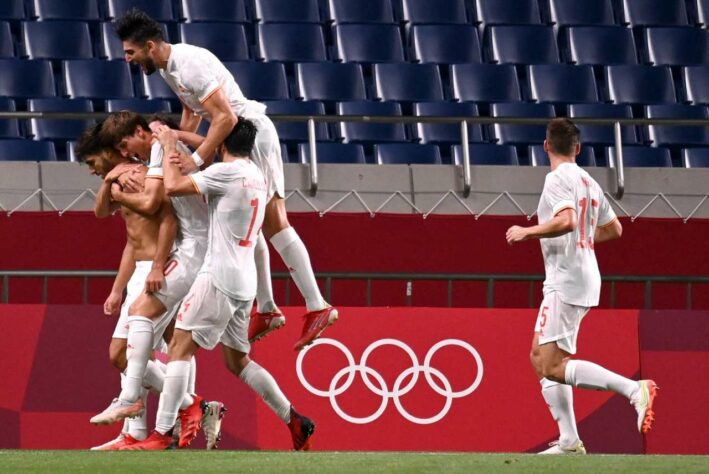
[250, 233, 287, 343]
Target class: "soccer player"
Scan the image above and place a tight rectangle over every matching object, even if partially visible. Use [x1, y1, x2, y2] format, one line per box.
[505, 119, 658, 454]
[114, 8, 338, 350]
[123, 119, 315, 451]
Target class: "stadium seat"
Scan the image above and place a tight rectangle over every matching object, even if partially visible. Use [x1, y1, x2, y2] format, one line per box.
[66, 140, 78, 162]
[0, 1, 24, 22]
[33, 0, 100, 21]
[683, 66, 709, 105]
[28, 98, 94, 143]
[23, 21, 93, 60]
[411, 25, 482, 64]
[528, 144, 597, 167]
[298, 143, 367, 164]
[179, 23, 249, 62]
[336, 101, 406, 144]
[328, 0, 395, 24]
[413, 102, 483, 144]
[107, 0, 174, 22]
[105, 99, 171, 113]
[0, 98, 20, 138]
[643, 27, 709, 66]
[645, 104, 709, 147]
[618, 0, 688, 26]
[295, 63, 366, 103]
[488, 26, 559, 64]
[142, 73, 176, 101]
[567, 103, 638, 145]
[333, 24, 405, 63]
[563, 26, 638, 66]
[375, 143, 442, 165]
[527, 65, 598, 104]
[490, 102, 555, 145]
[0, 59, 55, 98]
[0, 139, 57, 161]
[256, 24, 327, 63]
[682, 148, 709, 167]
[606, 146, 672, 167]
[253, 0, 320, 23]
[100, 21, 170, 60]
[400, 0, 467, 24]
[0, 21, 14, 58]
[450, 64, 521, 103]
[546, 0, 615, 27]
[474, 0, 541, 29]
[180, 0, 248, 23]
[605, 65, 676, 104]
[262, 100, 329, 144]
[697, 0, 709, 27]
[372, 63, 444, 105]
[451, 143, 519, 166]
[225, 62, 289, 101]
[63, 60, 133, 99]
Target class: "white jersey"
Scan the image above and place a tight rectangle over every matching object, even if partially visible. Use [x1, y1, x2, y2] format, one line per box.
[190, 160, 267, 301]
[537, 162, 617, 307]
[159, 43, 266, 120]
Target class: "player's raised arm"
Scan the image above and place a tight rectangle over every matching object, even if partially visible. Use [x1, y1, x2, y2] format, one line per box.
[157, 126, 200, 196]
[191, 88, 237, 168]
[180, 104, 201, 133]
[111, 176, 165, 216]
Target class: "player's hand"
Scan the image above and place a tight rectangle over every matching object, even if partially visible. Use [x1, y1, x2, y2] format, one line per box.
[168, 152, 198, 174]
[144, 267, 165, 293]
[104, 162, 139, 183]
[506, 225, 529, 245]
[103, 291, 122, 316]
[117, 168, 144, 193]
[110, 182, 122, 201]
[154, 124, 178, 149]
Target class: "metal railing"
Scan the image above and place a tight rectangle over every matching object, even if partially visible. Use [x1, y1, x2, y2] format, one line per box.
[1, 270, 706, 310]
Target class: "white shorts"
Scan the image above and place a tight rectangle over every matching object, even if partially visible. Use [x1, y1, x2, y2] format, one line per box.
[248, 114, 284, 200]
[175, 272, 253, 352]
[153, 249, 202, 312]
[535, 291, 590, 354]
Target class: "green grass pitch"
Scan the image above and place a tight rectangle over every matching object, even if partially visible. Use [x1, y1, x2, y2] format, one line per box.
[1, 451, 708, 473]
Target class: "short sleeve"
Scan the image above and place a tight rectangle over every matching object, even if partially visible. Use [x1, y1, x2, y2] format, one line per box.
[597, 193, 618, 227]
[190, 163, 243, 196]
[180, 56, 220, 103]
[543, 173, 576, 216]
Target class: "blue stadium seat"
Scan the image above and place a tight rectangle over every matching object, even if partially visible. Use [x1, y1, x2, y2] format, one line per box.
[373, 63, 444, 104]
[107, 0, 174, 22]
[0, 98, 20, 138]
[0, 1, 25, 21]
[23, 21, 93, 60]
[450, 64, 521, 103]
[605, 65, 676, 104]
[254, 0, 320, 23]
[0, 59, 55, 98]
[697, 0, 709, 27]
[179, 23, 249, 62]
[295, 63, 366, 103]
[547, 0, 614, 27]
[528, 144, 597, 167]
[411, 25, 482, 64]
[298, 143, 367, 164]
[606, 146, 672, 167]
[0, 139, 57, 161]
[328, 0, 395, 24]
[527, 65, 598, 104]
[105, 99, 171, 113]
[619, 0, 688, 26]
[225, 62, 289, 101]
[413, 102, 483, 144]
[683, 66, 709, 105]
[66, 140, 78, 162]
[262, 100, 329, 143]
[63, 60, 133, 99]
[375, 143, 442, 165]
[645, 104, 709, 147]
[337, 101, 406, 144]
[401, 0, 467, 24]
[142, 73, 175, 100]
[682, 148, 709, 167]
[490, 102, 555, 145]
[256, 24, 327, 62]
[643, 27, 709, 66]
[100, 21, 170, 60]
[452, 143, 519, 166]
[488, 26, 559, 64]
[0, 21, 14, 57]
[475, 0, 541, 29]
[28, 98, 94, 143]
[563, 26, 637, 65]
[333, 24, 404, 63]
[567, 103, 637, 145]
[33, 0, 100, 21]
[180, 0, 248, 23]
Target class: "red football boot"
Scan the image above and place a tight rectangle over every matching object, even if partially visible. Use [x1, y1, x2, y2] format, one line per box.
[287, 407, 315, 451]
[90, 432, 141, 451]
[177, 395, 204, 448]
[293, 306, 338, 351]
[119, 430, 173, 451]
[248, 311, 286, 343]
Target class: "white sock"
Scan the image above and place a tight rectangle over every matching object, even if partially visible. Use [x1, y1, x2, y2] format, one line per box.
[120, 373, 130, 435]
[540, 378, 580, 447]
[156, 361, 193, 434]
[270, 227, 326, 312]
[255, 233, 277, 313]
[120, 316, 154, 403]
[565, 360, 640, 400]
[187, 355, 196, 395]
[143, 359, 165, 393]
[127, 388, 148, 440]
[239, 361, 291, 423]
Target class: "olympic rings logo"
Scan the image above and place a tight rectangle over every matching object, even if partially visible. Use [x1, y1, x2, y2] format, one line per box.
[296, 338, 483, 425]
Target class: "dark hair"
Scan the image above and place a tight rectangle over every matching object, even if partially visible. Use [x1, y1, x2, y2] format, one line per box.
[75, 121, 106, 162]
[546, 118, 580, 157]
[101, 111, 150, 147]
[223, 118, 257, 157]
[147, 113, 180, 131]
[114, 8, 164, 45]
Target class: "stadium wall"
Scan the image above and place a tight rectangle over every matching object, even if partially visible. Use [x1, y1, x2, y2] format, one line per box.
[1, 305, 706, 454]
